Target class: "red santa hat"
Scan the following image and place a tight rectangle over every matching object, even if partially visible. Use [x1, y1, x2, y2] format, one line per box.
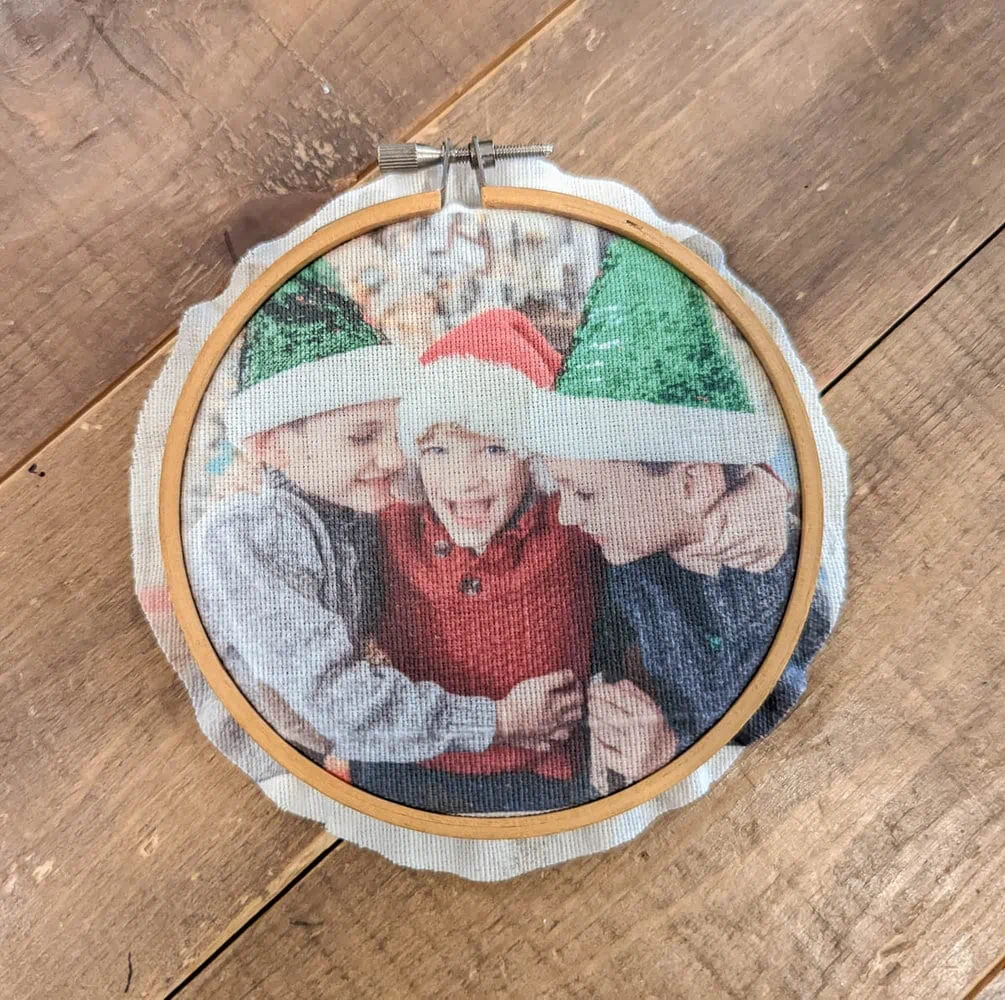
[398, 308, 562, 461]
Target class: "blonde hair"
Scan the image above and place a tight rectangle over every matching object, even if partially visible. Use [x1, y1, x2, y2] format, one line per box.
[392, 422, 555, 504]
[417, 422, 483, 447]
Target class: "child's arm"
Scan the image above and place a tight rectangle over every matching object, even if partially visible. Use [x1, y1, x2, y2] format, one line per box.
[193, 498, 497, 763]
[667, 533, 831, 751]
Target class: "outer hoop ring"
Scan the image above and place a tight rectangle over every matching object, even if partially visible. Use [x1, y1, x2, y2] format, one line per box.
[159, 187, 824, 839]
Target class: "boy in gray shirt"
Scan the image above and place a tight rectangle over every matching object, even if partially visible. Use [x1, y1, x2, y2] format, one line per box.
[190, 260, 580, 768]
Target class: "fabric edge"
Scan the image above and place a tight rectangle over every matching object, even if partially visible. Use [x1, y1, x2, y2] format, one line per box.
[129, 158, 850, 881]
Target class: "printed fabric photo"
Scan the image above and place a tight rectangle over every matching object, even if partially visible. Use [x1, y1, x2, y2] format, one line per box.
[175, 208, 835, 818]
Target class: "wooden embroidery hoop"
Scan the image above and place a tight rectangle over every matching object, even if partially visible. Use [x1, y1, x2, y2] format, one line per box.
[159, 178, 825, 840]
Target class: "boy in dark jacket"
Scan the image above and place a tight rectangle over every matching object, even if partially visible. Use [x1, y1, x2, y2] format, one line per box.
[527, 236, 834, 791]
[545, 457, 830, 788]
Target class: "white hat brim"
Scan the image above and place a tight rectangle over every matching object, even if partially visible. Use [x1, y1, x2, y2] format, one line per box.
[524, 388, 780, 464]
[398, 356, 543, 459]
[225, 343, 421, 444]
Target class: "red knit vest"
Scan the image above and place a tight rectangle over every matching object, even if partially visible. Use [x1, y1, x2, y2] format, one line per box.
[377, 494, 600, 778]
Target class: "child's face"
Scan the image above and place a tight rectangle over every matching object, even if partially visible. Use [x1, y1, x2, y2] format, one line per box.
[418, 426, 529, 551]
[546, 458, 722, 565]
[259, 399, 404, 512]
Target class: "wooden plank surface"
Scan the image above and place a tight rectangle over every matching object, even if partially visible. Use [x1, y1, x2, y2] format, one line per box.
[6, 0, 1003, 475]
[3, 0, 1004, 996]
[0, 352, 337, 999]
[424, 0, 1005, 386]
[3, 230, 997, 1000]
[174, 235, 1005, 1000]
[0, 0, 562, 471]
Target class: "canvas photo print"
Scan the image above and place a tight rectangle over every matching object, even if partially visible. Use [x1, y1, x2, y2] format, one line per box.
[179, 209, 834, 816]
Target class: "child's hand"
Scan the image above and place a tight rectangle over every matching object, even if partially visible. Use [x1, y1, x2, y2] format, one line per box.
[495, 669, 584, 751]
[672, 465, 790, 575]
[588, 678, 678, 791]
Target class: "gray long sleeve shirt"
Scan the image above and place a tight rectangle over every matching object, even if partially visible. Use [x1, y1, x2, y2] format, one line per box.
[190, 474, 497, 762]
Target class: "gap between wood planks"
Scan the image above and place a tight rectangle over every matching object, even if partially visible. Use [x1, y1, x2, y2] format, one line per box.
[0, 0, 581, 489]
[818, 220, 1005, 395]
[961, 950, 1005, 1000]
[159, 839, 342, 999]
[157, 224, 1005, 1000]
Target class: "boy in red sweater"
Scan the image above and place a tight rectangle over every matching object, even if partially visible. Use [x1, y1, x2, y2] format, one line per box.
[350, 309, 600, 814]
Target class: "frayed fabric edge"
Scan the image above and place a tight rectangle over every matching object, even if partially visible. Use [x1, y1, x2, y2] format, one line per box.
[129, 159, 849, 879]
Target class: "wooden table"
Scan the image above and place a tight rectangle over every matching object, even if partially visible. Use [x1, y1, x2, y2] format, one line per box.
[2, 1, 1003, 996]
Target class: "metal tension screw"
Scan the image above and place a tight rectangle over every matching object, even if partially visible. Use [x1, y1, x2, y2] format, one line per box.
[377, 138, 553, 172]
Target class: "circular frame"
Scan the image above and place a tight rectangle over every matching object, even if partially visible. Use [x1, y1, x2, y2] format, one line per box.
[159, 187, 824, 839]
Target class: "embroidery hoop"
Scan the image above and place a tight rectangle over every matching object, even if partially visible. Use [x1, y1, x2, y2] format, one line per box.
[159, 149, 825, 840]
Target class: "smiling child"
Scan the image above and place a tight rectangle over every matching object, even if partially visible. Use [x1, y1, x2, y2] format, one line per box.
[353, 309, 600, 814]
[190, 265, 569, 772]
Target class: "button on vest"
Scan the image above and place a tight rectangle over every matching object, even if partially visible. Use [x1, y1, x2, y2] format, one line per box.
[459, 576, 482, 596]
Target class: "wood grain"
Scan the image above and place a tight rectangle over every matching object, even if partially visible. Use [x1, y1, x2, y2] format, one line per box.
[0, 0, 561, 471]
[159, 187, 825, 838]
[2, 0, 1002, 994]
[423, 0, 1005, 387]
[0, 351, 335, 999]
[178, 236, 1005, 1000]
[964, 954, 1005, 1000]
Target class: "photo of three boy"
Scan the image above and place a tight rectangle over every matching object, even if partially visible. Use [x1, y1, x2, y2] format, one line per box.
[193, 236, 831, 814]
[194, 310, 803, 815]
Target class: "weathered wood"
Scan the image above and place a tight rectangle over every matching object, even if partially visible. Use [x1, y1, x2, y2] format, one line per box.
[964, 954, 1005, 1000]
[425, 0, 1005, 387]
[3, 0, 1003, 994]
[0, 351, 335, 999]
[178, 238, 1005, 999]
[0, 0, 561, 471]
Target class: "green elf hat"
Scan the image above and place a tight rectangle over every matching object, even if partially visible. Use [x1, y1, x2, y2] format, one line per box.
[526, 237, 782, 464]
[225, 257, 419, 445]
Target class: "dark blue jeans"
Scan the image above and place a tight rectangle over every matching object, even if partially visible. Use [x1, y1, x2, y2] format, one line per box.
[350, 761, 596, 814]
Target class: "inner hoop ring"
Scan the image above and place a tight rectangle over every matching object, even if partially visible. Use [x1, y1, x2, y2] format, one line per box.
[159, 187, 824, 839]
